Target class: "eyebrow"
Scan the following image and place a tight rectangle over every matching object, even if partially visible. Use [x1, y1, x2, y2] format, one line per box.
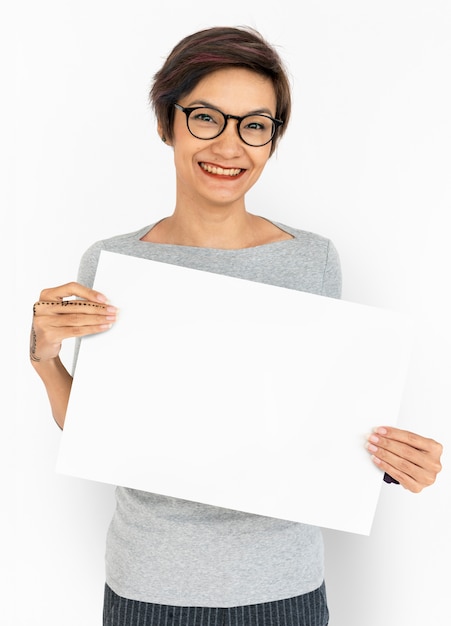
[185, 100, 275, 117]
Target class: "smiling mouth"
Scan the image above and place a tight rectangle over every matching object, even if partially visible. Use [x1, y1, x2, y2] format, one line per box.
[199, 162, 244, 177]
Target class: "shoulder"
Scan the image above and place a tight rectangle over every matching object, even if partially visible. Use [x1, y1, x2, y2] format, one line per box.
[273, 220, 336, 248]
[272, 221, 340, 265]
[87, 225, 152, 253]
[269, 221, 342, 299]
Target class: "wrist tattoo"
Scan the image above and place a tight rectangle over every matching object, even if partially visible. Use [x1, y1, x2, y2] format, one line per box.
[30, 325, 41, 362]
[34, 301, 103, 311]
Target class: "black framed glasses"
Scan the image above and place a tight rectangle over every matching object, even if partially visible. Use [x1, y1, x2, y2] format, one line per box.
[174, 103, 283, 147]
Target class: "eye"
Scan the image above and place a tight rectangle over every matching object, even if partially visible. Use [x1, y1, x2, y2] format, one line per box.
[194, 113, 214, 123]
[247, 122, 265, 130]
[242, 116, 270, 133]
[191, 108, 221, 126]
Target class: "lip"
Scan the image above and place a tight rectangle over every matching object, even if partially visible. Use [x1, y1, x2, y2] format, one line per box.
[198, 162, 246, 179]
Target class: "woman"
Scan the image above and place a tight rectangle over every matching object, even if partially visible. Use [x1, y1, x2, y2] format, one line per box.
[30, 26, 443, 626]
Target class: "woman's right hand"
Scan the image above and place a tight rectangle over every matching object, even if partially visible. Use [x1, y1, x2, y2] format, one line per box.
[30, 282, 117, 363]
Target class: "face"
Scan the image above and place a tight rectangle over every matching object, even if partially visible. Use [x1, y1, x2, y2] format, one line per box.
[163, 67, 277, 212]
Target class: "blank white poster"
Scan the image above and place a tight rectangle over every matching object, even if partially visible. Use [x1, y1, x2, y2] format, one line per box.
[56, 251, 413, 535]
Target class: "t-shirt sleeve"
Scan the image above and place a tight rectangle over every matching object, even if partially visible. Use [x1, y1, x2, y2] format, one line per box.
[322, 240, 342, 299]
[72, 240, 104, 374]
[76, 240, 104, 288]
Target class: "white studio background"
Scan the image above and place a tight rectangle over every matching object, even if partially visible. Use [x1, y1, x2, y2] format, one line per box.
[13, 1, 450, 625]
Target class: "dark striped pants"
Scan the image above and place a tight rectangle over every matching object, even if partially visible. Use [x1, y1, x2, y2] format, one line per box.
[103, 583, 329, 626]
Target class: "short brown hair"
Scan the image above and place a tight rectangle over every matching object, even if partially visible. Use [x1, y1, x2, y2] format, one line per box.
[150, 26, 291, 156]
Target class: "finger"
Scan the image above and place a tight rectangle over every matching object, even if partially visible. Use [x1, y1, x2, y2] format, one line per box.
[42, 322, 115, 340]
[33, 300, 115, 318]
[38, 282, 108, 304]
[370, 455, 428, 493]
[372, 426, 441, 453]
[33, 310, 116, 330]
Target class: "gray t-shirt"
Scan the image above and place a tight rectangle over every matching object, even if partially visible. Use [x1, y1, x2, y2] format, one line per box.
[76, 220, 342, 607]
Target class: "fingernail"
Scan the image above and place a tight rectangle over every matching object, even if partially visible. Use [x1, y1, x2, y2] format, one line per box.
[368, 434, 379, 443]
[96, 293, 108, 303]
[366, 442, 378, 453]
[371, 455, 382, 465]
[375, 427, 388, 435]
[106, 306, 117, 313]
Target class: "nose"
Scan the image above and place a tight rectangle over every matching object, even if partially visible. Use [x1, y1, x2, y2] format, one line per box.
[210, 119, 244, 157]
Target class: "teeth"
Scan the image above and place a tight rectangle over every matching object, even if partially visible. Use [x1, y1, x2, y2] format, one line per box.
[200, 163, 242, 176]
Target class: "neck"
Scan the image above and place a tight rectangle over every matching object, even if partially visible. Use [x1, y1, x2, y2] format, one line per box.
[143, 199, 293, 249]
[155, 203, 263, 249]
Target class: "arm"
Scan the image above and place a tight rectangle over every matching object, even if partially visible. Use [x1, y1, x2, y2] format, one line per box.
[30, 282, 117, 429]
[31, 356, 74, 429]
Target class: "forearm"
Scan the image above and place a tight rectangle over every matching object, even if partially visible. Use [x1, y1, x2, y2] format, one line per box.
[31, 356, 73, 429]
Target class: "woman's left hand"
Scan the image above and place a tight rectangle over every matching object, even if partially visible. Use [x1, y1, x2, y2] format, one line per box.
[366, 427, 443, 493]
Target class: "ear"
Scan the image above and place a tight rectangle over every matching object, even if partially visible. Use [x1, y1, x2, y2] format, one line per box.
[157, 121, 171, 146]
